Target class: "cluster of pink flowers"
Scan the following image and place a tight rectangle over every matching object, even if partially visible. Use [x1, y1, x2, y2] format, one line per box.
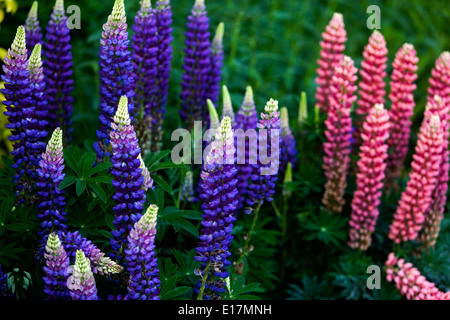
[385, 44, 419, 189]
[322, 56, 358, 214]
[348, 104, 389, 250]
[385, 253, 450, 300]
[388, 113, 443, 243]
[315, 13, 347, 114]
[353, 31, 388, 147]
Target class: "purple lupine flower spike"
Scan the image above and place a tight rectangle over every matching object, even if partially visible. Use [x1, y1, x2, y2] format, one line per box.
[180, 0, 212, 130]
[24, 1, 42, 55]
[131, 0, 158, 158]
[44, 0, 74, 141]
[109, 96, 146, 263]
[67, 250, 99, 300]
[125, 204, 161, 300]
[221, 85, 235, 123]
[246, 98, 282, 208]
[181, 170, 197, 202]
[195, 116, 238, 300]
[1, 26, 47, 204]
[36, 127, 67, 241]
[95, 0, 135, 162]
[234, 86, 259, 210]
[280, 107, 297, 174]
[138, 153, 154, 191]
[28, 44, 49, 134]
[60, 231, 123, 276]
[42, 233, 70, 300]
[149, 0, 173, 153]
[208, 22, 224, 106]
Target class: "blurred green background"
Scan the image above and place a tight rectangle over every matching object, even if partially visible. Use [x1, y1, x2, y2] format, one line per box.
[0, 0, 449, 148]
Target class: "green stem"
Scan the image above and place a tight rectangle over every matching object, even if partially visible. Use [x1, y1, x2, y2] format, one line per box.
[237, 200, 262, 264]
[197, 260, 211, 300]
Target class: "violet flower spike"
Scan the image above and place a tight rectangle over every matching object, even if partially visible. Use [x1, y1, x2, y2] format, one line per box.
[109, 96, 146, 263]
[95, 0, 135, 162]
[246, 98, 282, 208]
[131, 0, 158, 158]
[280, 107, 297, 175]
[36, 127, 68, 242]
[195, 116, 238, 300]
[234, 86, 259, 210]
[42, 233, 70, 300]
[44, 0, 74, 141]
[1, 26, 47, 203]
[180, 0, 212, 130]
[150, 0, 173, 152]
[67, 250, 99, 300]
[207, 22, 225, 106]
[24, 1, 42, 55]
[125, 204, 161, 300]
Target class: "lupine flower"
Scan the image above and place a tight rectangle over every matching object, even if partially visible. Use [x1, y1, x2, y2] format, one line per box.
[280, 107, 297, 174]
[24, 1, 42, 55]
[180, 0, 212, 130]
[354, 30, 388, 147]
[60, 231, 123, 276]
[125, 204, 161, 300]
[388, 114, 443, 243]
[109, 96, 146, 262]
[427, 52, 450, 105]
[418, 96, 449, 248]
[282, 162, 293, 198]
[207, 22, 225, 106]
[138, 153, 154, 191]
[150, 0, 173, 153]
[0, 264, 9, 298]
[247, 98, 282, 208]
[234, 86, 259, 210]
[2, 26, 47, 203]
[42, 233, 70, 300]
[322, 56, 358, 214]
[221, 85, 234, 123]
[28, 44, 49, 135]
[298, 91, 308, 128]
[385, 44, 419, 190]
[95, 0, 135, 162]
[44, 0, 74, 140]
[67, 250, 99, 300]
[131, 0, 158, 158]
[315, 13, 347, 114]
[348, 104, 389, 251]
[36, 127, 67, 241]
[207, 98, 220, 130]
[181, 170, 197, 202]
[194, 116, 238, 300]
[385, 253, 450, 300]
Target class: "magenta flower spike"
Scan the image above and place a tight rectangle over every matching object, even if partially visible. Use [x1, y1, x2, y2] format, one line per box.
[322, 56, 358, 214]
[417, 95, 449, 248]
[385, 43, 419, 190]
[348, 104, 389, 250]
[427, 52, 450, 106]
[388, 114, 443, 243]
[354, 31, 388, 147]
[386, 253, 450, 300]
[315, 13, 347, 114]
[42, 233, 70, 300]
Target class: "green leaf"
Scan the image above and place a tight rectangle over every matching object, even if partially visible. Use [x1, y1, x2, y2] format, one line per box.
[148, 162, 184, 172]
[87, 175, 112, 184]
[159, 275, 177, 298]
[89, 183, 106, 203]
[63, 149, 79, 175]
[76, 179, 87, 197]
[161, 286, 191, 300]
[166, 217, 199, 238]
[59, 175, 77, 190]
[151, 174, 172, 194]
[87, 161, 112, 176]
[80, 152, 96, 178]
[146, 150, 172, 169]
